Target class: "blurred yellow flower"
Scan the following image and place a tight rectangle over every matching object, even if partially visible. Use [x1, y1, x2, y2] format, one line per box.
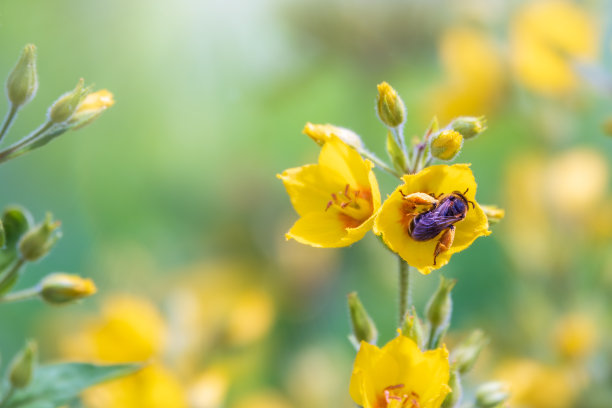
[278, 135, 381, 247]
[495, 359, 578, 408]
[374, 164, 489, 274]
[350, 334, 450, 408]
[510, 0, 598, 95]
[60, 295, 188, 408]
[226, 288, 275, 346]
[427, 27, 506, 123]
[303, 122, 363, 149]
[553, 313, 598, 361]
[188, 367, 230, 408]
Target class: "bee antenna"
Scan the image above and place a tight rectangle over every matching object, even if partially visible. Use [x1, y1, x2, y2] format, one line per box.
[463, 188, 469, 195]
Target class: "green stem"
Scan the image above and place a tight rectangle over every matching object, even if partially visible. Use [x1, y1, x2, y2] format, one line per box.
[358, 148, 403, 179]
[0, 104, 19, 144]
[0, 121, 54, 164]
[0, 285, 40, 303]
[0, 386, 14, 407]
[0, 258, 26, 294]
[398, 257, 412, 326]
[427, 325, 437, 350]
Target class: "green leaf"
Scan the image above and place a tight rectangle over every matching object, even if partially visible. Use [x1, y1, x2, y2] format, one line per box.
[5, 362, 141, 408]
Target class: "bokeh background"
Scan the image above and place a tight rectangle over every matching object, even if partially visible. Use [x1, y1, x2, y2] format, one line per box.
[1, 0, 612, 407]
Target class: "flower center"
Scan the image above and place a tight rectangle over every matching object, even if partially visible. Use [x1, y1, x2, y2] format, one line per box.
[382, 384, 421, 408]
[325, 184, 372, 224]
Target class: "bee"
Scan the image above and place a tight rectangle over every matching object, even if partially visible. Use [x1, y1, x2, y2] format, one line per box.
[400, 189, 475, 265]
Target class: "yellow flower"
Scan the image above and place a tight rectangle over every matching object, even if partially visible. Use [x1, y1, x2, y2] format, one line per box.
[350, 334, 450, 408]
[278, 136, 381, 248]
[495, 359, 578, 408]
[426, 27, 506, 124]
[303, 122, 363, 149]
[374, 164, 489, 274]
[553, 313, 598, 361]
[510, 1, 598, 95]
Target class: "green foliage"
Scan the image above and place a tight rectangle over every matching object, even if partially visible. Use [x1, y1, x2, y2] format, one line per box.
[3, 362, 141, 408]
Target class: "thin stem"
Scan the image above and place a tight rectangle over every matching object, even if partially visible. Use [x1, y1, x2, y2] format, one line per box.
[358, 148, 403, 179]
[0, 386, 14, 407]
[0, 285, 40, 303]
[0, 120, 54, 164]
[427, 325, 437, 350]
[390, 126, 409, 170]
[398, 257, 412, 326]
[0, 258, 26, 293]
[0, 104, 19, 144]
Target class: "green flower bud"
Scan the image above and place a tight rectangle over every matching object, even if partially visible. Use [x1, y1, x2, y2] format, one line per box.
[48, 78, 89, 124]
[450, 116, 487, 139]
[401, 307, 425, 349]
[40, 273, 97, 304]
[18, 213, 61, 261]
[442, 369, 462, 408]
[453, 330, 489, 374]
[6, 44, 38, 108]
[386, 130, 407, 174]
[426, 276, 456, 332]
[376, 82, 406, 128]
[347, 292, 378, 347]
[430, 130, 463, 161]
[475, 382, 510, 408]
[9, 340, 37, 389]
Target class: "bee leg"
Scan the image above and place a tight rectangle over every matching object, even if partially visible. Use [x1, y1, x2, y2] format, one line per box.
[433, 225, 455, 265]
[400, 192, 438, 208]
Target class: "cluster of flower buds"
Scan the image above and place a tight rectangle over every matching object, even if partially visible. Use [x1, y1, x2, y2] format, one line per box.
[0, 44, 114, 164]
[374, 82, 487, 174]
[0, 206, 97, 305]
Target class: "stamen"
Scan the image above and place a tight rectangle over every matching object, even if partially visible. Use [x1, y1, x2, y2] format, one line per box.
[385, 384, 405, 391]
[325, 201, 333, 211]
[344, 184, 351, 199]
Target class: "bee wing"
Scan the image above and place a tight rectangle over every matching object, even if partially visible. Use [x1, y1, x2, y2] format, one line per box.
[411, 213, 460, 241]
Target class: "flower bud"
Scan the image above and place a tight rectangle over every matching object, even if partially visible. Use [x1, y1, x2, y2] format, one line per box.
[450, 116, 487, 139]
[48, 78, 89, 124]
[18, 213, 61, 261]
[6, 44, 38, 108]
[481, 205, 505, 225]
[430, 130, 463, 161]
[453, 330, 489, 374]
[347, 292, 378, 347]
[475, 382, 510, 408]
[376, 82, 406, 128]
[386, 130, 407, 173]
[426, 276, 456, 332]
[401, 307, 425, 349]
[68, 89, 115, 129]
[302, 123, 363, 149]
[40, 273, 97, 304]
[9, 340, 37, 389]
[441, 369, 462, 408]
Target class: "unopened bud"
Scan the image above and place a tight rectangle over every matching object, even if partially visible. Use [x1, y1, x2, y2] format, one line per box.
[441, 369, 462, 408]
[68, 89, 114, 129]
[6, 44, 38, 108]
[402, 307, 425, 349]
[18, 213, 61, 261]
[386, 131, 407, 173]
[302, 123, 363, 150]
[453, 330, 489, 374]
[347, 292, 378, 347]
[475, 382, 510, 408]
[376, 82, 406, 128]
[9, 340, 37, 389]
[426, 276, 456, 331]
[430, 130, 463, 161]
[450, 116, 487, 139]
[40, 273, 97, 304]
[48, 79, 89, 124]
[481, 205, 505, 225]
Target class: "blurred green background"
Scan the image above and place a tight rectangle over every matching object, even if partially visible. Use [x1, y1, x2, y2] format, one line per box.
[0, 0, 611, 407]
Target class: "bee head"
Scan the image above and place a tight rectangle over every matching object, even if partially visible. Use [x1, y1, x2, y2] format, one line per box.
[450, 189, 475, 210]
